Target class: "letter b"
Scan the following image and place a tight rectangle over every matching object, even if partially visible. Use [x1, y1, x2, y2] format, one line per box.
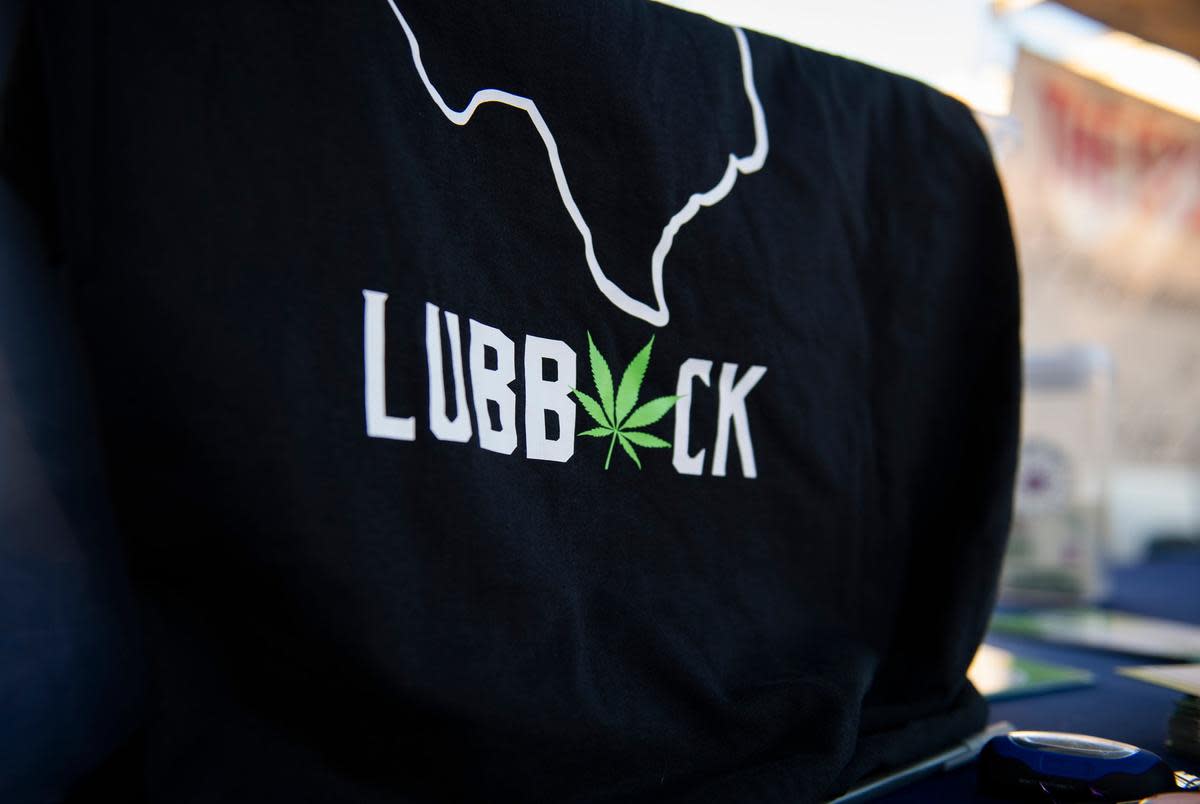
[469, 319, 518, 455]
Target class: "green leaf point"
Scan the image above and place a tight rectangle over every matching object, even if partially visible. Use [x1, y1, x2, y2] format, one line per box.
[615, 335, 654, 426]
[587, 332, 616, 426]
[617, 433, 643, 469]
[622, 431, 671, 449]
[572, 388, 611, 429]
[622, 394, 680, 430]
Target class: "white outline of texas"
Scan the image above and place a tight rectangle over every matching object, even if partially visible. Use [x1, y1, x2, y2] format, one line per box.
[383, 1, 769, 328]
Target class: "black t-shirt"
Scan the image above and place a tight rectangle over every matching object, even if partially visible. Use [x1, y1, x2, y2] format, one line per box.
[13, 1, 1019, 801]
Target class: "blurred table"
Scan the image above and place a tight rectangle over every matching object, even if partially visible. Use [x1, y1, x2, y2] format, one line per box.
[877, 551, 1200, 803]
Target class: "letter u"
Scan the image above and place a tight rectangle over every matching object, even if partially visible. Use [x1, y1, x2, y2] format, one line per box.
[425, 302, 472, 442]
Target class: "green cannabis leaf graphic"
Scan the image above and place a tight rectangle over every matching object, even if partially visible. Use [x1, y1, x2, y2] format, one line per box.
[573, 333, 679, 470]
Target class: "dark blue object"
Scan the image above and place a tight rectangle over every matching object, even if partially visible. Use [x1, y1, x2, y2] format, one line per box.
[979, 731, 1178, 801]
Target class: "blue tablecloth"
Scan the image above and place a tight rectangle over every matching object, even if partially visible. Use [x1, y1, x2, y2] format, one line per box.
[877, 552, 1200, 803]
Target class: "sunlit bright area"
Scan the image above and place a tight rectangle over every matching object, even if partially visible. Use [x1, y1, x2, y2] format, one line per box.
[658, 0, 1200, 119]
[657, 0, 1015, 113]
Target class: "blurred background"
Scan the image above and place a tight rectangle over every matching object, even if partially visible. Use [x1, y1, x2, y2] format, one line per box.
[663, 0, 1200, 600]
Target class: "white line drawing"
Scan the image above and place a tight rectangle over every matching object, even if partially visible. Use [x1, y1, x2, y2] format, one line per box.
[382, 1, 769, 328]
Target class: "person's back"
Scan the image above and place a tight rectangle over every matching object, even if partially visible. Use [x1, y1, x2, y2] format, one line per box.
[5, 1, 1019, 800]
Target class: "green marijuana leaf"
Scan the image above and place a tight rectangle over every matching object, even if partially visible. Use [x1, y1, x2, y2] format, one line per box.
[573, 333, 679, 470]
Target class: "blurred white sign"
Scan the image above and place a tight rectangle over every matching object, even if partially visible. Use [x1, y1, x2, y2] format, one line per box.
[1009, 48, 1200, 303]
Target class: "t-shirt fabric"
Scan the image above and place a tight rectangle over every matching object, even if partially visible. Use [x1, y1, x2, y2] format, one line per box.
[14, 1, 1020, 801]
